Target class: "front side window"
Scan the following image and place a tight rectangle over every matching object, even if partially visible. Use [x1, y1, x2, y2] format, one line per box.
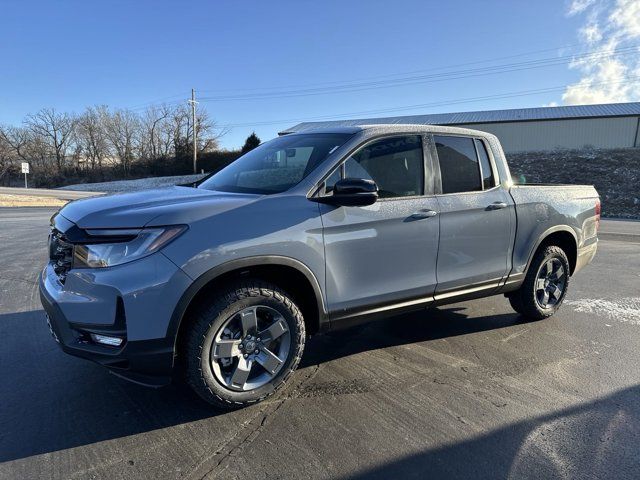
[326, 135, 424, 198]
[434, 135, 482, 194]
[199, 133, 352, 194]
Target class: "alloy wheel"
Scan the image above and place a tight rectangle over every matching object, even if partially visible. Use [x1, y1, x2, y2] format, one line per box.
[210, 305, 291, 391]
[535, 258, 566, 309]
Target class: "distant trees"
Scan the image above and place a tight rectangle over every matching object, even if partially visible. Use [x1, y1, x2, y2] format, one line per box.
[76, 106, 109, 171]
[241, 132, 261, 153]
[24, 108, 76, 172]
[0, 102, 227, 186]
[102, 108, 139, 176]
[0, 131, 14, 181]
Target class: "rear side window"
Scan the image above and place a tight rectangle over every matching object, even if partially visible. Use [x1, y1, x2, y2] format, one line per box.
[475, 139, 495, 189]
[434, 135, 481, 194]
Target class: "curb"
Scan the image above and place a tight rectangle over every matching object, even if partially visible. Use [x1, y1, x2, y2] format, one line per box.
[599, 232, 640, 243]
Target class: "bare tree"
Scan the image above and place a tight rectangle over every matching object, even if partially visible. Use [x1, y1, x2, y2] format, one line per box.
[168, 104, 191, 157]
[0, 101, 228, 186]
[24, 108, 76, 172]
[140, 105, 172, 160]
[167, 104, 226, 157]
[76, 106, 110, 170]
[195, 108, 226, 153]
[0, 125, 31, 162]
[0, 127, 16, 183]
[101, 108, 140, 176]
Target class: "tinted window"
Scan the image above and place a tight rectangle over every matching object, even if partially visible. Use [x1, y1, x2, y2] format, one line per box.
[327, 135, 424, 198]
[199, 133, 351, 194]
[434, 135, 481, 194]
[475, 139, 495, 189]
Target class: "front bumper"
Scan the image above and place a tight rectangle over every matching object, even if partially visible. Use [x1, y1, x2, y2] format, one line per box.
[39, 252, 193, 387]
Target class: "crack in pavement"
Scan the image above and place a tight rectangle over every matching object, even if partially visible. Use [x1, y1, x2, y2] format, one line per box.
[0, 276, 38, 286]
[185, 364, 322, 480]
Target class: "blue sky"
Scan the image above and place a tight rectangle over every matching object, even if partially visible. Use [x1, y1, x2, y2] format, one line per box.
[1, 0, 637, 148]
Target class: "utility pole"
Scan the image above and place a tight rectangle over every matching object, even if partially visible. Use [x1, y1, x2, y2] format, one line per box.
[188, 88, 198, 174]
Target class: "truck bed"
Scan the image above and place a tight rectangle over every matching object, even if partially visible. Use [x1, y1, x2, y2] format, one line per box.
[508, 183, 599, 277]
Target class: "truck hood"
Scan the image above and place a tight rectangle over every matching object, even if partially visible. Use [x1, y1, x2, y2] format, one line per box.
[59, 186, 261, 229]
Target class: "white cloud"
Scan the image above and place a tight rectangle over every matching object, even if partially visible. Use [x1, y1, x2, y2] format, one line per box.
[562, 59, 630, 103]
[609, 0, 640, 37]
[579, 23, 603, 43]
[561, 0, 640, 105]
[568, 0, 597, 16]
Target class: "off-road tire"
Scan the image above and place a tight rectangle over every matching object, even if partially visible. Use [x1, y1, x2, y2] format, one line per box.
[184, 279, 305, 409]
[507, 245, 571, 320]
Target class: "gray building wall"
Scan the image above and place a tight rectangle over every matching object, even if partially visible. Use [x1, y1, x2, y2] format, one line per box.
[286, 103, 640, 153]
[456, 116, 640, 153]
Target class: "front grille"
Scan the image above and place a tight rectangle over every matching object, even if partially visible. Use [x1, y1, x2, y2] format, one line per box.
[49, 228, 73, 283]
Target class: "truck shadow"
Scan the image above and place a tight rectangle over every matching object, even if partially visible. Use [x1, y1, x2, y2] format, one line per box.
[301, 305, 531, 368]
[339, 383, 640, 479]
[0, 306, 537, 465]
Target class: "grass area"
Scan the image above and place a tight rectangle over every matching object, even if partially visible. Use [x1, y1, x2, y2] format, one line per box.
[0, 194, 66, 207]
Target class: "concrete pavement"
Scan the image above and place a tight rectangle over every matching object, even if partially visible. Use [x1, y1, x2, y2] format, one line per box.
[0, 208, 639, 479]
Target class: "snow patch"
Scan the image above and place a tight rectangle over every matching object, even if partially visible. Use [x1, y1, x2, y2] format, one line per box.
[58, 173, 207, 193]
[565, 297, 640, 325]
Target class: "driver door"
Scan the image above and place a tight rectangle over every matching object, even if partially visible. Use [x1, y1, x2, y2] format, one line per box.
[318, 134, 440, 322]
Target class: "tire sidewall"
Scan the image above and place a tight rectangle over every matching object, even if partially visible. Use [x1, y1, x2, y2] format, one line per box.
[528, 247, 570, 317]
[196, 288, 304, 406]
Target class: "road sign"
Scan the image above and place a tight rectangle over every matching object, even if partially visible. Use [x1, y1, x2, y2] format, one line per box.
[21, 162, 29, 188]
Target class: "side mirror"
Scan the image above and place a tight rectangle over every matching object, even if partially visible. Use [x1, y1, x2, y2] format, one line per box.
[316, 178, 378, 207]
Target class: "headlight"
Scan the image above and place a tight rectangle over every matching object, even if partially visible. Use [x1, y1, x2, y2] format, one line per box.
[73, 225, 187, 268]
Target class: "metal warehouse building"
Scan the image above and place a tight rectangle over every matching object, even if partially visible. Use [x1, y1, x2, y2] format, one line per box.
[287, 102, 640, 153]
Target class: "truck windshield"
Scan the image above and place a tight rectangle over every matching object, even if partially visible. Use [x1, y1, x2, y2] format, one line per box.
[198, 133, 353, 194]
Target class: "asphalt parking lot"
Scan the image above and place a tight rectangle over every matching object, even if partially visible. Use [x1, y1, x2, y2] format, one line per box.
[1, 207, 639, 480]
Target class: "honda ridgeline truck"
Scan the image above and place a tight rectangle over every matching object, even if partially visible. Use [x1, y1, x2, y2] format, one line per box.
[40, 125, 600, 408]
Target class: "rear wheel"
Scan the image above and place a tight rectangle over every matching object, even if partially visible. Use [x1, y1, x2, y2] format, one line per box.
[507, 245, 570, 320]
[184, 280, 305, 408]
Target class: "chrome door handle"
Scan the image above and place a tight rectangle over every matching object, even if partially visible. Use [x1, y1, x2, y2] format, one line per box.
[487, 202, 508, 210]
[410, 209, 438, 219]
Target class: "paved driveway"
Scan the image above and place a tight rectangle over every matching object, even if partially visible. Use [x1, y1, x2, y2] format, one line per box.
[1, 208, 639, 479]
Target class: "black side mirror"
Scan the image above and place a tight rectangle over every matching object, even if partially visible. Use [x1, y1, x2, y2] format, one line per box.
[316, 178, 378, 207]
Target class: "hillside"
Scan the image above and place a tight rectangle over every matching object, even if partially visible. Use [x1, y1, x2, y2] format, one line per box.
[507, 148, 640, 219]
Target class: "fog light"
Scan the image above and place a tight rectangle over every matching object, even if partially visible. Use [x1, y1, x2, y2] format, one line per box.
[90, 333, 124, 347]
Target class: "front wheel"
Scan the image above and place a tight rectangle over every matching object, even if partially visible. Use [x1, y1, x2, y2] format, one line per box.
[507, 245, 570, 320]
[184, 280, 305, 408]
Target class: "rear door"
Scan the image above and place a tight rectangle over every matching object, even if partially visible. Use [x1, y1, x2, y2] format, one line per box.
[432, 134, 515, 296]
[318, 134, 440, 317]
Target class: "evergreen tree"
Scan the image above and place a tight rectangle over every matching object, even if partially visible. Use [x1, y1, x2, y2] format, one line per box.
[241, 132, 261, 153]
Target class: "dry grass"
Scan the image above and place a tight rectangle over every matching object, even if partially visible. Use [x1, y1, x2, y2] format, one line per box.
[0, 194, 67, 207]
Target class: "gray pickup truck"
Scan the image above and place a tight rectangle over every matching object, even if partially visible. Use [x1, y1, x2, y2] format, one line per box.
[40, 125, 600, 408]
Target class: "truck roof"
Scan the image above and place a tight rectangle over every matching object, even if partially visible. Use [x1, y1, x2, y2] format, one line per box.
[278, 123, 494, 138]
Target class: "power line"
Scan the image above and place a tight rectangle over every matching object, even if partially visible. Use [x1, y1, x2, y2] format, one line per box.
[119, 41, 637, 111]
[197, 46, 640, 102]
[217, 75, 640, 128]
[198, 40, 597, 94]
